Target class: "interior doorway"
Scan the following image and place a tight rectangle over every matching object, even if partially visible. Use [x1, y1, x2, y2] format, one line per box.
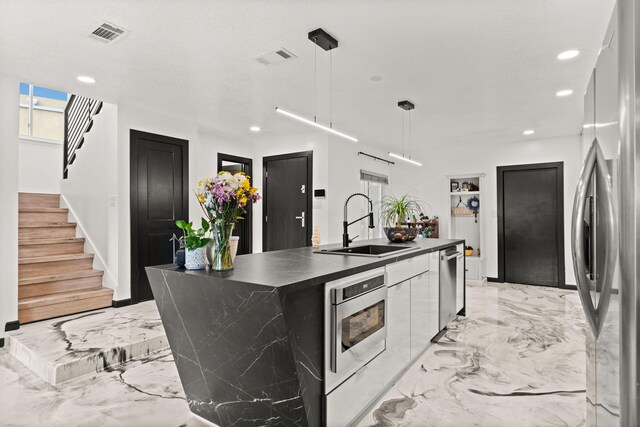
[497, 162, 565, 287]
[130, 130, 188, 303]
[217, 153, 253, 255]
[262, 151, 313, 252]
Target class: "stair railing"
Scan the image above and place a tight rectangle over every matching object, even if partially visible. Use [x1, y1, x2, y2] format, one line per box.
[63, 94, 103, 179]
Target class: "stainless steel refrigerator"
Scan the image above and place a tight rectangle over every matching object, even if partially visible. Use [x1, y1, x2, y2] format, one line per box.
[572, 1, 639, 425]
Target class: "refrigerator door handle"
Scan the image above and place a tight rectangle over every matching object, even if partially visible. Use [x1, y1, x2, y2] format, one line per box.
[572, 140, 598, 335]
[571, 139, 618, 337]
[592, 140, 618, 337]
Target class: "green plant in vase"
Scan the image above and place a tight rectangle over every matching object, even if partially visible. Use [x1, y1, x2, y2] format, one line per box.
[196, 172, 260, 271]
[171, 219, 211, 270]
[380, 194, 426, 242]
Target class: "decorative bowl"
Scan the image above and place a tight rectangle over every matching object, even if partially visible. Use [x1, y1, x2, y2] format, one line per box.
[384, 227, 418, 243]
[465, 249, 474, 257]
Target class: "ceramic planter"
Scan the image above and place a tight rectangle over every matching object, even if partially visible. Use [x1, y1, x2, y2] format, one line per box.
[185, 247, 207, 270]
[384, 227, 419, 243]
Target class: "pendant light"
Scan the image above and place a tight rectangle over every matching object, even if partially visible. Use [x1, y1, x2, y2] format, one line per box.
[389, 100, 422, 167]
[275, 28, 358, 143]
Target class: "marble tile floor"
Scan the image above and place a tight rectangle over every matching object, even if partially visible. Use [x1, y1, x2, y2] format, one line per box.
[6, 301, 168, 385]
[0, 282, 587, 427]
[358, 282, 588, 427]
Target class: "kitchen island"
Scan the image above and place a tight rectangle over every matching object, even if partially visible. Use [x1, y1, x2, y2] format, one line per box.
[146, 237, 464, 427]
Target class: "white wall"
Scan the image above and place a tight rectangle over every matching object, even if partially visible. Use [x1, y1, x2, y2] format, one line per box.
[0, 74, 20, 340]
[60, 103, 119, 290]
[390, 135, 582, 285]
[18, 139, 62, 194]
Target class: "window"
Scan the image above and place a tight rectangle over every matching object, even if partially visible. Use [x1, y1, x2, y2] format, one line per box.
[360, 170, 389, 239]
[19, 82, 69, 142]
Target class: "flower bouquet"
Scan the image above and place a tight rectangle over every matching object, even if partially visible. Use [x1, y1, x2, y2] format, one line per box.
[196, 172, 260, 271]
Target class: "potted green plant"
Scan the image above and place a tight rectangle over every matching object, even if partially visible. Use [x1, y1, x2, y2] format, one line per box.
[380, 194, 426, 242]
[171, 218, 211, 270]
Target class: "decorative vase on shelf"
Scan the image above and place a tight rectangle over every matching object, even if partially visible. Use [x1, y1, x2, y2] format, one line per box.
[210, 221, 234, 271]
[185, 247, 207, 270]
[230, 236, 240, 261]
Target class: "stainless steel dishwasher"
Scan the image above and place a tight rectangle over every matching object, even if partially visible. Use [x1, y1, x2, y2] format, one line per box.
[439, 246, 462, 329]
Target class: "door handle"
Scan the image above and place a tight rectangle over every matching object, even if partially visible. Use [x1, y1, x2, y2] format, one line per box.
[571, 138, 617, 337]
[295, 211, 305, 228]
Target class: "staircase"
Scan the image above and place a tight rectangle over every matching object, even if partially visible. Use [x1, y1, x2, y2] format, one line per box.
[18, 193, 113, 324]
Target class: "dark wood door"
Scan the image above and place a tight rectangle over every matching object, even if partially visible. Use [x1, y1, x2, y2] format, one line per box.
[498, 162, 564, 287]
[217, 153, 253, 255]
[263, 151, 312, 252]
[131, 130, 188, 303]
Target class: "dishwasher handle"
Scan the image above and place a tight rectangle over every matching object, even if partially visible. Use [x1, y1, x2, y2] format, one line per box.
[441, 252, 462, 261]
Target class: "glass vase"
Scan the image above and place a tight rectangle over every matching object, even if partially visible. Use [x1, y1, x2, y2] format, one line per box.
[210, 221, 235, 271]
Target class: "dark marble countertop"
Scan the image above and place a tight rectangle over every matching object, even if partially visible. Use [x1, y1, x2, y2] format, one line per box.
[148, 237, 464, 292]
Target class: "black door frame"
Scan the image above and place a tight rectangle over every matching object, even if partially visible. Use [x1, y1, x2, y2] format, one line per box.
[217, 152, 253, 254]
[497, 161, 565, 287]
[130, 129, 189, 304]
[262, 151, 313, 252]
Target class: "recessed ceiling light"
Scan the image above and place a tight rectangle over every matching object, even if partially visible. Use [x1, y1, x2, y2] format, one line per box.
[557, 50, 580, 60]
[523, 130, 535, 135]
[556, 89, 574, 97]
[249, 126, 261, 132]
[77, 75, 96, 84]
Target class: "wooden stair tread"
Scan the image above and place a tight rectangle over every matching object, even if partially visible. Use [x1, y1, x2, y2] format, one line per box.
[19, 269, 103, 286]
[19, 288, 113, 309]
[19, 253, 93, 265]
[19, 207, 68, 213]
[19, 223, 75, 228]
[19, 237, 85, 246]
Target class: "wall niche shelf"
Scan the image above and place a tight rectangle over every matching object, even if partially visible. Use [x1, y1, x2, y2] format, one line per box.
[446, 173, 487, 285]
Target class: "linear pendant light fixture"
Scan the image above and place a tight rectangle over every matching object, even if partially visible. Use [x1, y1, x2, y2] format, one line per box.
[389, 100, 422, 167]
[275, 107, 358, 142]
[275, 28, 358, 143]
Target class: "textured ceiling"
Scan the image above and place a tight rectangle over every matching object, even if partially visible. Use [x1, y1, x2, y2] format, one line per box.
[0, 0, 616, 152]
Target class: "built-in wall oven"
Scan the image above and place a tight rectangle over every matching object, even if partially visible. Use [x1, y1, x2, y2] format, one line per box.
[324, 267, 387, 393]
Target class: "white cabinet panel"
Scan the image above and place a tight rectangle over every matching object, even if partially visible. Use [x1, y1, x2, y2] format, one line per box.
[456, 243, 465, 313]
[427, 251, 440, 339]
[410, 273, 429, 358]
[386, 253, 429, 286]
[386, 280, 411, 372]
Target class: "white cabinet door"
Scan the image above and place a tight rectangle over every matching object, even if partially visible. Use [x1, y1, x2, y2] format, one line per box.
[427, 251, 440, 339]
[410, 273, 429, 358]
[456, 243, 465, 313]
[386, 279, 411, 371]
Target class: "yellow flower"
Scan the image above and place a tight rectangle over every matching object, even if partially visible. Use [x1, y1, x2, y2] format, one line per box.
[197, 194, 205, 204]
[240, 196, 247, 205]
[241, 180, 250, 190]
[250, 187, 257, 194]
[197, 180, 203, 188]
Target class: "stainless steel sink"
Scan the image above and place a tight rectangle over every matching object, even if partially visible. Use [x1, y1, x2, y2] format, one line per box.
[315, 244, 416, 258]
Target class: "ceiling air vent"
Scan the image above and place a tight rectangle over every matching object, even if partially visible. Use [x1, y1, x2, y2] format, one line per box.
[88, 21, 127, 44]
[256, 48, 297, 66]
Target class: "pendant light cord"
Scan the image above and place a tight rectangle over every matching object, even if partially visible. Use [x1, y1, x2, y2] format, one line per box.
[330, 49, 333, 129]
[402, 110, 405, 157]
[314, 37, 318, 123]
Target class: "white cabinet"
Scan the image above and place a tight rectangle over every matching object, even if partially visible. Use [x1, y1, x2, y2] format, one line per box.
[410, 273, 429, 358]
[456, 243, 465, 313]
[427, 251, 440, 339]
[386, 279, 411, 371]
